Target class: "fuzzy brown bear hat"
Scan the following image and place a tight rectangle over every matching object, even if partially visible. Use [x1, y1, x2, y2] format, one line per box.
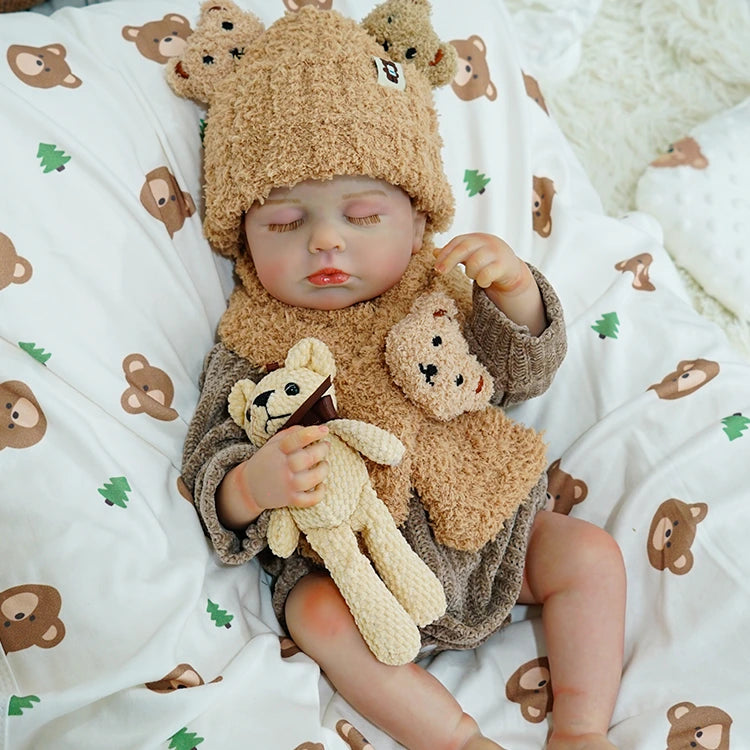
[197, 4, 455, 259]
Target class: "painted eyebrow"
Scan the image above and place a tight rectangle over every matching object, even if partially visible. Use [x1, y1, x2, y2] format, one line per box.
[261, 189, 388, 206]
[341, 190, 388, 199]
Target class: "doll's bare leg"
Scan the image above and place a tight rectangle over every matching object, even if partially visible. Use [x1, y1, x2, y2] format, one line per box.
[286, 572, 503, 750]
[519, 510, 625, 750]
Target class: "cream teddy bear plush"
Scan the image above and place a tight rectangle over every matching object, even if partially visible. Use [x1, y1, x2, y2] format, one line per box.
[228, 337, 446, 666]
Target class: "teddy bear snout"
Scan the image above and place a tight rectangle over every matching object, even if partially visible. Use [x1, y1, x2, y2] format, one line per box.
[419, 363, 438, 385]
[253, 389, 272, 408]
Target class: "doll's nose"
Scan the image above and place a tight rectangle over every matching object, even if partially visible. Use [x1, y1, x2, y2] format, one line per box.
[308, 220, 344, 254]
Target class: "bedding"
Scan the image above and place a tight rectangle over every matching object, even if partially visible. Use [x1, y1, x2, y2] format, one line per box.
[1, 1, 749, 749]
[511, 0, 750, 360]
[635, 97, 750, 322]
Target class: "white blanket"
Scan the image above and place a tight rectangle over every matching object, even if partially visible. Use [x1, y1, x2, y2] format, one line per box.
[2, 2, 748, 748]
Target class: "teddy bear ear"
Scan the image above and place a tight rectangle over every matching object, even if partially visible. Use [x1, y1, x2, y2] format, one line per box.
[285, 338, 337, 378]
[227, 379, 255, 428]
[427, 42, 458, 87]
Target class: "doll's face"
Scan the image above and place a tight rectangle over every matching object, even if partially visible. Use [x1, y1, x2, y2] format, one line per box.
[244, 175, 426, 310]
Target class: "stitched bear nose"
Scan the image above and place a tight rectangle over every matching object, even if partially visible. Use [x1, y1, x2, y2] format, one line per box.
[253, 390, 272, 408]
[419, 363, 438, 386]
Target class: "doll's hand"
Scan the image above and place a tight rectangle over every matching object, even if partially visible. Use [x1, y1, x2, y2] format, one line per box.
[434, 233, 546, 336]
[244, 424, 330, 510]
[433, 233, 527, 294]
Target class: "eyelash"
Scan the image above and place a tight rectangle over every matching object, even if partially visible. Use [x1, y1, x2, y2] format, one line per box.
[267, 215, 381, 232]
[268, 219, 303, 232]
[349, 214, 380, 226]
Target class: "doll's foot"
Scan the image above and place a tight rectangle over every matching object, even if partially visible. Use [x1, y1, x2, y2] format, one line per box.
[546, 733, 618, 750]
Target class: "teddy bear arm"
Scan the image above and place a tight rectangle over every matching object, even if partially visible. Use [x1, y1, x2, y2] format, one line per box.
[267, 508, 300, 558]
[328, 419, 405, 466]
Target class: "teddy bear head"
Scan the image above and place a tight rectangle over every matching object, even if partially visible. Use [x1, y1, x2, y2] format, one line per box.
[228, 338, 338, 447]
[166, 0, 264, 105]
[361, 0, 457, 88]
[385, 291, 494, 421]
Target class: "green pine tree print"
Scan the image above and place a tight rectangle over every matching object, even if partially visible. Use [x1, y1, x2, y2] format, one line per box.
[592, 312, 620, 339]
[199, 118, 206, 144]
[37, 143, 71, 173]
[169, 727, 205, 750]
[8, 695, 40, 716]
[463, 169, 490, 196]
[98, 476, 132, 508]
[206, 599, 233, 628]
[18, 341, 51, 365]
[721, 413, 750, 441]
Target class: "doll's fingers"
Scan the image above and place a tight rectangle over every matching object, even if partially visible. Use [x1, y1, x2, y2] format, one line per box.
[278, 424, 329, 455]
[472, 258, 507, 289]
[433, 235, 479, 271]
[289, 471, 328, 507]
[289, 460, 329, 495]
[287, 439, 330, 473]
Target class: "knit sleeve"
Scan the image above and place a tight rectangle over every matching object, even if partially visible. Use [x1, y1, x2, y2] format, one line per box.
[181, 342, 271, 564]
[465, 264, 567, 406]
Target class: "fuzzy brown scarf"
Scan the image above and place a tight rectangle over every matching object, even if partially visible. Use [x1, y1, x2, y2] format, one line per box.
[218, 241, 547, 551]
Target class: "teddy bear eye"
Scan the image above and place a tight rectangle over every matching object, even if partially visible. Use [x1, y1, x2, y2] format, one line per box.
[405, 47, 417, 59]
[222, 21, 234, 30]
[432, 336, 442, 346]
[455, 374, 464, 386]
[203, 54, 214, 65]
[285, 383, 300, 396]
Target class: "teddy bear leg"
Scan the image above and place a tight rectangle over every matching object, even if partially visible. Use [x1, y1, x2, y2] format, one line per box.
[353, 486, 446, 627]
[304, 524, 421, 666]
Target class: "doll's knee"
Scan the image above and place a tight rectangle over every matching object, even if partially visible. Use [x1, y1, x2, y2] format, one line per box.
[285, 571, 356, 647]
[529, 510, 625, 581]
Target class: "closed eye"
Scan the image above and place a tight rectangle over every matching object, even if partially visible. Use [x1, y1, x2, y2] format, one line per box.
[268, 219, 303, 232]
[348, 215, 380, 226]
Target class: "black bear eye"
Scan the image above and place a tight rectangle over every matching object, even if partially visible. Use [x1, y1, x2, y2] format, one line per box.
[203, 54, 215, 65]
[432, 336, 442, 346]
[405, 47, 417, 59]
[285, 383, 300, 396]
[382, 40, 390, 52]
[455, 374, 464, 386]
[222, 21, 234, 30]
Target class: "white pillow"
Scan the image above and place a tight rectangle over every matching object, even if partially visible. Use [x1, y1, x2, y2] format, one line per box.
[636, 97, 750, 321]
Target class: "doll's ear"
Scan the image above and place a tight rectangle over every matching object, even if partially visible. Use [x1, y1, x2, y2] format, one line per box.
[285, 338, 336, 379]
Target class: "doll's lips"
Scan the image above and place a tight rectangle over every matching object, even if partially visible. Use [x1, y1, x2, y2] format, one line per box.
[307, 268, 350, 286]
